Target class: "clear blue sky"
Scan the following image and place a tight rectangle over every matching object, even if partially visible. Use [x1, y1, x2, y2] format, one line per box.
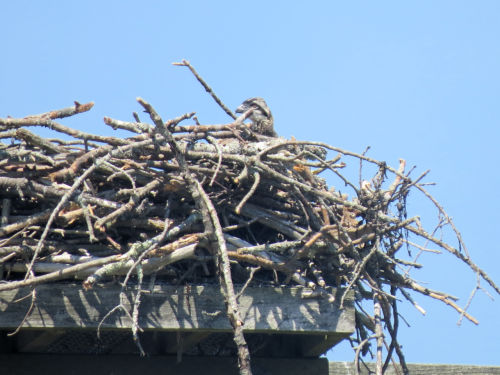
[2, 1, 499, 366]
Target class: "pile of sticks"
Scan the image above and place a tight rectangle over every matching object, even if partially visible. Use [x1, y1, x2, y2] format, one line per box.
[1, 63, 498, 375]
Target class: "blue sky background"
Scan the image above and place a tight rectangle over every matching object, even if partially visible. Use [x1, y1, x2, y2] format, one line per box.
[1, 1, 499, 366]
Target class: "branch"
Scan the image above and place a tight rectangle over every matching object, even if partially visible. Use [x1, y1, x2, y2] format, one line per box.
[137, 97, 252, 375]
[173, 59, 237, 120]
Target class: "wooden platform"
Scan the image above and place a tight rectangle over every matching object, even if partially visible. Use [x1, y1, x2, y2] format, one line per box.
[1, 355, 499, 375]
[0, 283, 354, 357]
[328, 361, 500, 375]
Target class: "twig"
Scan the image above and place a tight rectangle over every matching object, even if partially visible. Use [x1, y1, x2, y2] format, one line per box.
[173, 60, 237, 119]
[7, 288, 36, 336]
[206, 135, 223, 186]
[0, 254, 123, 292]
[374, 292, 384, 375]
[235, 171, 260, 215]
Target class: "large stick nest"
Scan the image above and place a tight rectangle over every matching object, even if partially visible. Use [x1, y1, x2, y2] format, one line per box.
[0, 63, 498, 372]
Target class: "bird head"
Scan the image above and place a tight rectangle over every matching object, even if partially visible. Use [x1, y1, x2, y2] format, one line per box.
[235, 97, 273, 123]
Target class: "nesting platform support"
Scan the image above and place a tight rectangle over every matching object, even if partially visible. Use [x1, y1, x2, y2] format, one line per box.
[1, 356, 499, 375]
[0, 284, 354, 358]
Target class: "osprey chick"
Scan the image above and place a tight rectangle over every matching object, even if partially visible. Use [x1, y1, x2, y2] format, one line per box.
[235, 97, 277, 137]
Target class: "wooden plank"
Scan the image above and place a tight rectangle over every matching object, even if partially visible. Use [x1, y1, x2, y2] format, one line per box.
[0, 284, 354, 335]
[0, 354, 330, 375]
[2, 355, 499, 375]
[328, 361, 500, 375]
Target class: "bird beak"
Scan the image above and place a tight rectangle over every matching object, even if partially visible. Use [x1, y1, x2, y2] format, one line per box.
[235, 104, 245, 114]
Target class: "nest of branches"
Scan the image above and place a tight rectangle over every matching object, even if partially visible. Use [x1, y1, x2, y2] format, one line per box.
[1, 62, 498, 374]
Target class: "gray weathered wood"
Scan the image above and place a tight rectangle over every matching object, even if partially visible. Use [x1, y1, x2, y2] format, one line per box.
[328, 361, 500, 374]
[0, 283, 354, 335]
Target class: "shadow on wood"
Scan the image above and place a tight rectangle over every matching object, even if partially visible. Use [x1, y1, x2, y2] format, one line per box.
[0, 283, 354, 358]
